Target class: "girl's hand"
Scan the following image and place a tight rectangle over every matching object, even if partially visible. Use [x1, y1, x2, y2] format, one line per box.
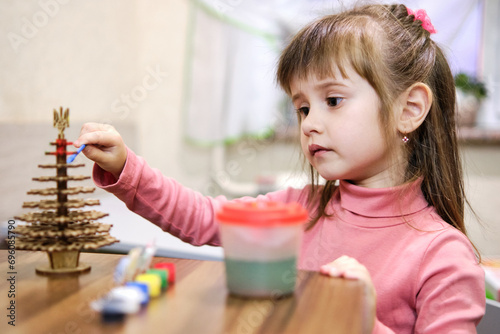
[320, 256, 376, 334]
[320, 255, 372, 280]
[74, 123, 127, 179]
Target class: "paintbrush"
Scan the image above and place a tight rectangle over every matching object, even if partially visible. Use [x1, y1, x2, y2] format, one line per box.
[67, 144, 86, 163]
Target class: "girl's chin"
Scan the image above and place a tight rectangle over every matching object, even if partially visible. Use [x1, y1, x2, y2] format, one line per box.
[315, 170, 343, 182]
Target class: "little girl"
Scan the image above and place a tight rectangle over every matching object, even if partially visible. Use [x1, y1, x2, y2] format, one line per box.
[75, 3, 485, 333]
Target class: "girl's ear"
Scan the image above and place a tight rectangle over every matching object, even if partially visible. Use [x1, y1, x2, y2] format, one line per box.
[396, 82, 433, 134]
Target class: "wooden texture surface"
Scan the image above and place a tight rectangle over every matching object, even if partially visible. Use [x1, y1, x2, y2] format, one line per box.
[1, 251, 365, 333]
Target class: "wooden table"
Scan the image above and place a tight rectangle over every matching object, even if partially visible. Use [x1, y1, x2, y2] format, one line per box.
[1, 250, 365, 333]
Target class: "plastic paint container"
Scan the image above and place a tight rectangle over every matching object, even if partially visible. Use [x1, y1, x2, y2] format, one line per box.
[216, 201, 307, 298]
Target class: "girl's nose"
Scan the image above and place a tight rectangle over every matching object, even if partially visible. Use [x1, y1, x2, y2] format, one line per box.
[301, 108, 323, 136]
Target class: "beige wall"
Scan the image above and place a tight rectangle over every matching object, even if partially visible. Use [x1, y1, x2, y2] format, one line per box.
[462, 146, 500, 259]
[1, 1, 141, 123]
[0, 0, 213, 223]
[0, 0, 195, 182]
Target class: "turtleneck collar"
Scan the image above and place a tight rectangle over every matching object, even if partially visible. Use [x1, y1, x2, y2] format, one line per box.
[338, 178, 429, 218]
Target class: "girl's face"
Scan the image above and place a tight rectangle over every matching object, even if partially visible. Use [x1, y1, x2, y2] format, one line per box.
[290, 65, 397, 188]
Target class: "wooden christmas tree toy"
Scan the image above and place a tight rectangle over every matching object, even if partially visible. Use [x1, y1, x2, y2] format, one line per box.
[14, 107, 118, 275]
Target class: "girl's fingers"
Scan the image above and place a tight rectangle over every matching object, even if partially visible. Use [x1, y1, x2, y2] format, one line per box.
[326, 267, 340, 277]
[320, 256, 368, 280]
[77, 131, 117, 148]
[321, 256, 377, 334]
[79, 122, 112, 136]
[73, 123, 127, 179]
[319, 265, 331, 275]
[80, 143, 107, 162]
[343, 268, 365, 280]
[74, 123, 120, 147]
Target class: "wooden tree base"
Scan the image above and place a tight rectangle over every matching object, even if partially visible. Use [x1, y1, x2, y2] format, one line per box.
[35, 250, 91, 275]
[36, 263, 91, 275]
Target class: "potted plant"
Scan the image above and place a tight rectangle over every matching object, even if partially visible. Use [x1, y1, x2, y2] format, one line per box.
[455, 73, 487, 127]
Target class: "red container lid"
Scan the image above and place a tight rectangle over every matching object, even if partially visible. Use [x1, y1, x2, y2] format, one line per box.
[216, 201, 308, 227]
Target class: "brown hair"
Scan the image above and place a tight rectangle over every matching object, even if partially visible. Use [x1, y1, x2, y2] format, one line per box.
[276, 4, 471, 239]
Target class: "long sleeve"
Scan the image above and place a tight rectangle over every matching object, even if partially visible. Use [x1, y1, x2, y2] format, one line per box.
[93, 147, 225, 246]
[371, 230, 485, 334]
[412, 231, 485, 333]
[92, 147, 297, 247]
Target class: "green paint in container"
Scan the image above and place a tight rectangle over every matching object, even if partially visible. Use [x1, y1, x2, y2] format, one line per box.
[225, 257, 297, 297]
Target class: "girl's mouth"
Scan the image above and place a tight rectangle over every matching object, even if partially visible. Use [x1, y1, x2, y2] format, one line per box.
[308, 144, 330, 157]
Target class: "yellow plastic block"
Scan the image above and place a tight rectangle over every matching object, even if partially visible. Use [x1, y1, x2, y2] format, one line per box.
[135, 273, 161, 298]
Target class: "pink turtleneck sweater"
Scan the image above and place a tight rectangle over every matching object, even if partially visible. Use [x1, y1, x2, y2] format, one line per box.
[94, 149, 485, 333]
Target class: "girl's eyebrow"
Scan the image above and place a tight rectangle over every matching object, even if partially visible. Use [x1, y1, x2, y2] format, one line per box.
[292, 92, 304, 104]
[291, 80, 349, 103]
[316, 80, 349, 90]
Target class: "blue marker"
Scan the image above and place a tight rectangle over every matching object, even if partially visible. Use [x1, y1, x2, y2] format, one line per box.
[67, 144, 86, 163]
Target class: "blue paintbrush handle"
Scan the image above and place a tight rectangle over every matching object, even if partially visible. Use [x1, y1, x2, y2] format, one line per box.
[67, 144, 86, 163]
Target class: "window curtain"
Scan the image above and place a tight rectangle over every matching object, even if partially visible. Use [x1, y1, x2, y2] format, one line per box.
[182, 0, 487, 145]
[183, 1, 288, 145]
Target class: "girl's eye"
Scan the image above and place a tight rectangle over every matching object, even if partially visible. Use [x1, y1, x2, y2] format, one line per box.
[326, 97, 343, 107]
[296, 107, 309, 117]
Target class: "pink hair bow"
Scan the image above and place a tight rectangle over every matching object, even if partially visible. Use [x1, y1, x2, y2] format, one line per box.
[407, 8, 437, 34]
